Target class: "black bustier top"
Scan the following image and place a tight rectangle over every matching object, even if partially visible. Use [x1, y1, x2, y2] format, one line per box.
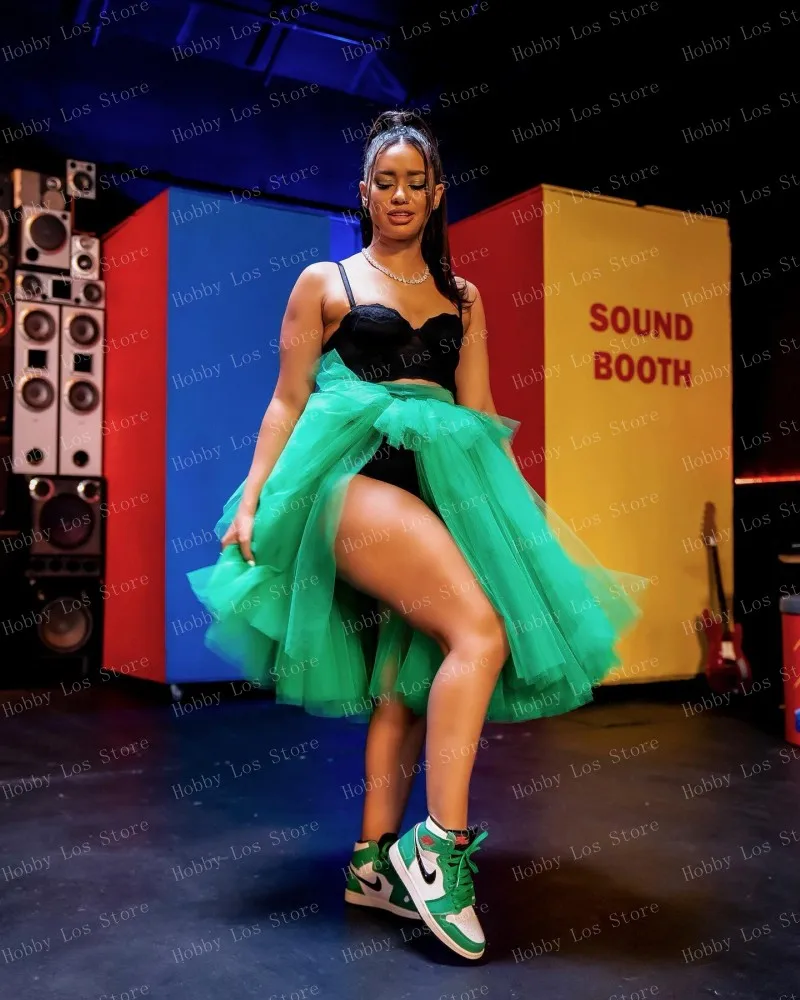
[320, 262, 464, 395]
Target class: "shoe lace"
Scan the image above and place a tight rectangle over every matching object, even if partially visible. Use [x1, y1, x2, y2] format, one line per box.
[442, 831, 487, 911]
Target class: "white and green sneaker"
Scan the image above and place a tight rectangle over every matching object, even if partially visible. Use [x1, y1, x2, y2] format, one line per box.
[389, 816, 487, 959]
[344, 833, 421, 919]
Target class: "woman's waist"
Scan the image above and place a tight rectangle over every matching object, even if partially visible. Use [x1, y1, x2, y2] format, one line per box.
[377, 377, 455, 402]
[310, 350, 513, 449]
[316, 350, 455, 402]
[382, 377, 445, 387]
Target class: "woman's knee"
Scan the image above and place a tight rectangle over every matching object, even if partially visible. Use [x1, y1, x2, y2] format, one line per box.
[371, 694, 415, 727]
[445, 603, 510, 670]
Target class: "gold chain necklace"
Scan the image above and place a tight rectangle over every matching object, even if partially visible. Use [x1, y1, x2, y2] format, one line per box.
[361, 247, 430, 285]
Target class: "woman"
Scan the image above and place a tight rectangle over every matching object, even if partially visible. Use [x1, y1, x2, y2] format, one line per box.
[188, 110, 642, 961]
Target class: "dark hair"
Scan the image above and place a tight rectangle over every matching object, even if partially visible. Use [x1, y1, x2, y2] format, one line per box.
[359, 110, 470, 311]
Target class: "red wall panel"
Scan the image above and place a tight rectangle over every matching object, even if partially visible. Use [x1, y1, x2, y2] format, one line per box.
[450, 187, 546, 496]
[102, 193, 168, 683]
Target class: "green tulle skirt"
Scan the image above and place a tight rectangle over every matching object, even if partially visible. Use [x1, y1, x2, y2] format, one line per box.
[187, 349, 647, 722]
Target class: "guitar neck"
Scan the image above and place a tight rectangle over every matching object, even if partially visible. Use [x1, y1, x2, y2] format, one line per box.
[709, 543, 731, 625]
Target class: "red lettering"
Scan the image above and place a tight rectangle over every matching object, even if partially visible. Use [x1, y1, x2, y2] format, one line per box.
[611, 306, 630, 333]
[590, 304, 694, 340]
[616, 353, 635, 380]
[594, 351, 612, 379]
[633, 309, 652, 335]
[638, 356, 657, 383]
[675, 314, 693, 340]
[674, 358, 692, 385]
[589, 302, 609, 331]
[654, 311, 671, 337]
[593, 353, 692, 386]
[656, 357, 673, 383]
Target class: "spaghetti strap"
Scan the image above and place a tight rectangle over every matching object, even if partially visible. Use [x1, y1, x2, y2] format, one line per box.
[337, 261, 356, 307]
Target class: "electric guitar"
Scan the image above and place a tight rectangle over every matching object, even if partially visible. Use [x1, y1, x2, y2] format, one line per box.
[700, 502, 752, 693]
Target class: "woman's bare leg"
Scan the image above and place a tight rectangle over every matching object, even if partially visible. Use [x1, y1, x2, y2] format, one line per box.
[360, 603, 430, 840]
[360, 697, 426, 841]
[335, 475, 510, 833]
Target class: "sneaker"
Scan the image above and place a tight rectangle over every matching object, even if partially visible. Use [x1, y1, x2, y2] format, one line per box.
[389, 816, 487, 959]
[344, 832, 421, 920]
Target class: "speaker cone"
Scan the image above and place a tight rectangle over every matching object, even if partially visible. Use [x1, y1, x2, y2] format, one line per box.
[66, 313, 100, 346]
[39, 595, 92, 652]
[29, 477, 54, 500]
[72, 171, 94, 195]
[22, 308, 56, 342]
[66, 380, 100, 413]
[20, 375, 55, 409]
[77, 479, 101, 502]
[19, 273, 44, 299]
[28, 213, 67, 252]
[82, 282, 102, 304]
[39, 492, 96, 549]
[42, 176, 66, 212]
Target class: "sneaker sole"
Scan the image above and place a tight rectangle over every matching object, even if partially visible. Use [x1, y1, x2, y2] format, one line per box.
[388, 840, 485, 960]
[344, 888, 422, 920]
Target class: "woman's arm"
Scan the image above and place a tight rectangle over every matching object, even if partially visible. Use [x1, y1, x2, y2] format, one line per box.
[453, 281, 493, 413]
[453, 281, 516, 461]
[237, 262, 328, 514]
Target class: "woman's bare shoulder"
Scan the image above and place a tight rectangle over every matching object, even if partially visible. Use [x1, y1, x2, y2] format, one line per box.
[290, 260, 342, 298]
[297, 260, 342, 282]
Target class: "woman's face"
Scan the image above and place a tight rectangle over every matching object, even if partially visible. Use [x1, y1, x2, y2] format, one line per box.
[359, 140, 443, 242]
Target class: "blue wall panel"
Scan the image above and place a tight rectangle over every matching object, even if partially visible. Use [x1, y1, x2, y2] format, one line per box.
[329, 212, 363, 262]
[164, 190, 332, 682]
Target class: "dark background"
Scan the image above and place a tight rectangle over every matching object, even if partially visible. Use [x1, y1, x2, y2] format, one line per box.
[0, 0, 797, 474]
[1, 0, 799, 698]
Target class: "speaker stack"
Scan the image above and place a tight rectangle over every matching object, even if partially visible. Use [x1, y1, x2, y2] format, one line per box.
[0, 161, 105, 687]
[1, 172, 13, 509]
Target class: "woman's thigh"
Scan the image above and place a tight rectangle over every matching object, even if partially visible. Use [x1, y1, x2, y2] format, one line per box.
[334, 474, 504, 651]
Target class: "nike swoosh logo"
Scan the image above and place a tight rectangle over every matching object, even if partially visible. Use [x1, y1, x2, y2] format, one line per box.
[414, 829, 437, 885]
[350, 866, 381, 891]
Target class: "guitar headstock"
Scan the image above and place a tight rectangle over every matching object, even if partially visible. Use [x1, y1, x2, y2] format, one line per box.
[701, 501, 718, 547]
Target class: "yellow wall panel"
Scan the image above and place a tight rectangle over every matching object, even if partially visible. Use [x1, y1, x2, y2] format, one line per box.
[541, 186, 732, 682]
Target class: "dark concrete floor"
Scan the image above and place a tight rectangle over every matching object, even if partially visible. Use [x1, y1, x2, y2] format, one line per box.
[1, 683, 798, 1000]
